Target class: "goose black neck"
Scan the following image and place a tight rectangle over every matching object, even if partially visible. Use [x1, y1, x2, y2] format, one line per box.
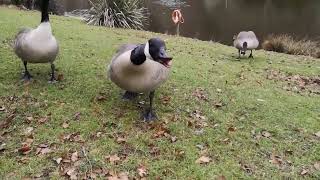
[41, 0, 50, 23]
[130, 44, 146, 65]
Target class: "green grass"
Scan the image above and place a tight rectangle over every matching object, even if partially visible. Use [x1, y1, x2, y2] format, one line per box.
[0, 6, 320, 179]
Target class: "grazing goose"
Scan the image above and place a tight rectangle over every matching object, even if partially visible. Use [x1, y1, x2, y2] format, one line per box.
[14, 0, 59, 82]
[107, 38, 173, 121]
[233, 31, 259, 59]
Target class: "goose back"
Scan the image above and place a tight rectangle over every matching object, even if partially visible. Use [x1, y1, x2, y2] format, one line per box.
[234, 31, 259, 50]
[14, 23, 59, 63]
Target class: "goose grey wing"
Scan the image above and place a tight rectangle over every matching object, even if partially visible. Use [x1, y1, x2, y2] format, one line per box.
[14, 28, 32, 57]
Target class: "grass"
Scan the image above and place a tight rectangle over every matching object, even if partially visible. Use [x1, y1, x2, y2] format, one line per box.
[0, 6, 320, 179]
[262, 34, 320, 58]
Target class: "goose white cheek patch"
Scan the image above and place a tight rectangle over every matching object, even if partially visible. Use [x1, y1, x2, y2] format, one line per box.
[144, 42, 153, 60]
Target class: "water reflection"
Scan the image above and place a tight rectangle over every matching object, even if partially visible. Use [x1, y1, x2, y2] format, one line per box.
[59, 0, 320, 45]
[148, 0, 320, 45]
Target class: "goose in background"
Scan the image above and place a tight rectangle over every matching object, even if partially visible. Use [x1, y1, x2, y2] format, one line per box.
[14, 0, 59, 82]
[107, 38, 173, 121]
[233, 31, 259, 59]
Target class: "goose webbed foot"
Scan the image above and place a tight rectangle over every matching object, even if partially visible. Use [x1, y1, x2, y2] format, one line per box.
[22, 61, 32, 81]
[22, 71, 32, 81]
[142, 108, 158, 122]
[122, 91, 138, 100]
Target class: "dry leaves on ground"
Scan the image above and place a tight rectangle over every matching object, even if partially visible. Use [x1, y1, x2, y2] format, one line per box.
[196, 156, 212, 164]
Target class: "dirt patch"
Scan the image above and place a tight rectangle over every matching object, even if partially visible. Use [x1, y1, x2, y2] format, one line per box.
[266, 69, 320, 95]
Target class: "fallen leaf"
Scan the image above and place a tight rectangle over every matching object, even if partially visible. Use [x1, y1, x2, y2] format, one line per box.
[217, 175, 226, 180]
[25, 116, 33, 122]
[0, 143, 6, 152]
[18, 144, 31, 155]
[160, 95, 171, 105]
[74, 112, 81, 121]
[66, 167, 77, 180]
[137, 165, 148, 177]
[62, 122, 69, 129]
[196, 156, 211, 164]
[36, 144, 51, 156]
[0, 114, 15, 128]
[55, 157, 63, 164]
[269, 152, 283, 167]
[262, 130, 271, 138]
[107, 154, 120, 164]
[71, 151, 79, 162]
[315, 131, 320, 138]
[314, 162, 320, 171]
[228, 126, 237, 132]
[0, 106, 6, 111]
[116, 137, 127, 144]
[170, 136, 177, 143]
[24, 127, 34, 136]
[300, 169, 308, 176]
[57, 73, 64, 81]
[38, 116, 48, 124]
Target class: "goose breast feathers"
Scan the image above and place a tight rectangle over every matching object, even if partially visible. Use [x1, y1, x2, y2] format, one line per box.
[108, 45, 170, 93]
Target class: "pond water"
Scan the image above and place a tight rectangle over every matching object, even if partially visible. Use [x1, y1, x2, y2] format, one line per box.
[61, 0, 320, 45]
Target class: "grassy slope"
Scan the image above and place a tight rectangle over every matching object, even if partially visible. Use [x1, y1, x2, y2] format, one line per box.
[0, 7, 319, 179]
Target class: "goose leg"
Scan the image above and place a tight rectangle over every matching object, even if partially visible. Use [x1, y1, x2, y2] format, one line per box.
[237, 49, 241, 59]
[249, 50, 254, 58]
[143, 91, 157, 122]
[122, 91, 138, 100]
[49, 63, 56, 83]
[22, 61, 32, 81]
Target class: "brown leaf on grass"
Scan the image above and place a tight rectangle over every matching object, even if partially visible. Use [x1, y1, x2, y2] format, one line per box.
[262, 130, 271, 138]
[228, 126, 237, 133]
[71, 151, 79, 162]
[57, 73, 64, 81]
[192, 88, 208, 101]
[62, 122, 69, 129]
[314, 131, 320, 138]
[216, 175, 226, 180]
[137, 165, 148, 177]
[196, 156, 212, 164]
[106, 154, 121, 164]
[0, 114, 15, 128]
[74, 112, 81, 121]
[300, 169, 308, 176]
[18, 144, 32, 155]
[65, 167, 77, 180]
[116, 137, 127, 144]
[0, 106, 6, 111]
[36, 144, 51, 156]
[55, 157, 63, 164]
[190, 110, 206, 120]
[214, 101, 224, 108]
[107, 171, 129, 180]
[25, 116, 33, 123]
[314, 162, 320, 171]
[269, 152, 283, 167]
[160, 95, 171, 105]
[0, 143, 6, 152]
[38, 116, 49, 124]
[24, 127, 34, 136]
[170, 136, 177, 143]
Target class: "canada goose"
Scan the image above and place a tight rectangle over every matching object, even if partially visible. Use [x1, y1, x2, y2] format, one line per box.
[14, 0, 59, 82]
[233, 31, 259, 59]
[107, 38, 173, 121]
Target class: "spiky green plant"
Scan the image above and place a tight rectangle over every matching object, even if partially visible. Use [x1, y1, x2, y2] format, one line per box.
[84, 0, 148, 30]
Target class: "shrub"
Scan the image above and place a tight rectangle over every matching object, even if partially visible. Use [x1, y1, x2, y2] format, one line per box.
[262, 34, 320, 58]
[83, 0, 148, 30]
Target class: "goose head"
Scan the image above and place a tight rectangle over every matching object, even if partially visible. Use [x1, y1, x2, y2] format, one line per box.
[144, 38, 173, 68]
[241, 42, 248, 55]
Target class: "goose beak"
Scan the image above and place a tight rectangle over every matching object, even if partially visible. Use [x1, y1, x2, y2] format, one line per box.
[158, 49, 173, 68]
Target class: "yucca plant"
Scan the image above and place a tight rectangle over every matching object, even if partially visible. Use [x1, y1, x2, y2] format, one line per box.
[84, 0, 148, 30]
